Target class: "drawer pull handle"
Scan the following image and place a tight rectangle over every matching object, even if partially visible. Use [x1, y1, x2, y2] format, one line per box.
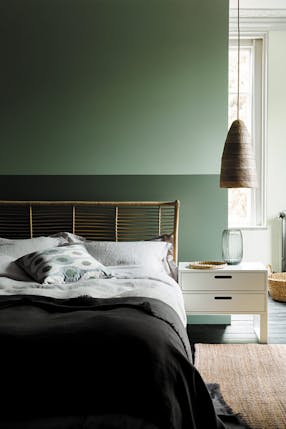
[214, 275, 232, 279]
[214, 296, 232, 300]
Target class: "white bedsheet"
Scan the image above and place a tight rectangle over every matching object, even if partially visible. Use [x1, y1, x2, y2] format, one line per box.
[0, 265, 187, 326]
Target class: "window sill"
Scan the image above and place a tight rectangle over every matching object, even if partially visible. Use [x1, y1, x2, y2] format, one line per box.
[228, 225, 268, 231]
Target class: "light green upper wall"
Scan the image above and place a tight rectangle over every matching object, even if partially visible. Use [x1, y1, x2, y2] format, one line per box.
[1, 0, 228, 174]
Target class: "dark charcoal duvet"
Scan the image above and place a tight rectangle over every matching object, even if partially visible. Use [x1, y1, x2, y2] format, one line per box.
[0, 295, 225, 429]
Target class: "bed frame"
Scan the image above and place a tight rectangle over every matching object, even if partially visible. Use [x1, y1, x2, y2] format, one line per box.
[0, 200, 180, 262]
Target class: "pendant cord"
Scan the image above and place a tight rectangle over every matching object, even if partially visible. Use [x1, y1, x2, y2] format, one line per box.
[237, 0, 240, 120]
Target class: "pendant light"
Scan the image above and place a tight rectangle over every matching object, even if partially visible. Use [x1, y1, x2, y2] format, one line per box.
[220, 0, 258, 188]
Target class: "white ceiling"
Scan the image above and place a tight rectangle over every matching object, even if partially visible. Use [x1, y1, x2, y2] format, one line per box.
[229, 0, 286, 9]
[229, 0, 286, 30]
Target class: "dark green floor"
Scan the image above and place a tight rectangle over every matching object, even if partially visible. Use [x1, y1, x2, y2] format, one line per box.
[187, 295, 286, 344]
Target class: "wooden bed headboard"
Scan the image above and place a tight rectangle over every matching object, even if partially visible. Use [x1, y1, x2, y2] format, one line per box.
[0, 200, 180, 262]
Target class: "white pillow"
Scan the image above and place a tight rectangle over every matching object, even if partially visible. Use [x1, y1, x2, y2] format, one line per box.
[0, 236, 65, 259]
[0, 255, 31, 281]
[85, 241, 171, 274]
[146, 234, 178, 280]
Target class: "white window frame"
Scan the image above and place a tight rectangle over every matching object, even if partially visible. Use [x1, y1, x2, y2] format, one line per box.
[228, 32, 267, 229]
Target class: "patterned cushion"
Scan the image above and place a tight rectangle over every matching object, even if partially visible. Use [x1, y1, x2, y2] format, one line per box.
[16, 244, 110, 284]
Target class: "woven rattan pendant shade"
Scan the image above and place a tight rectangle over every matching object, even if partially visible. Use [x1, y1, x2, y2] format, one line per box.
[220, 119, 258, 188]
[220, 0, 258, 189]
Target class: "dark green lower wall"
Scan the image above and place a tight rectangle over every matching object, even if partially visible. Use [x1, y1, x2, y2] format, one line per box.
[0, 175, 227, 261]
[0, 174, 229, 324]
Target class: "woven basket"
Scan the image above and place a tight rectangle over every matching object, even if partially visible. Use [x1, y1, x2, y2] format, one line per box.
[268, 266, 286, 302]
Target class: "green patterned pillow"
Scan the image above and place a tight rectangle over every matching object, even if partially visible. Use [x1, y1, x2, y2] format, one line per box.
[16, 244, 111, 284]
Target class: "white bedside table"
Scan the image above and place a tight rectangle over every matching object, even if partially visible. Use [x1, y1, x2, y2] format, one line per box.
[178, 262, 268, 343]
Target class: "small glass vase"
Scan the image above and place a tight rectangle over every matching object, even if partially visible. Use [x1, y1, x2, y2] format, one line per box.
[222, 229, 243, 265]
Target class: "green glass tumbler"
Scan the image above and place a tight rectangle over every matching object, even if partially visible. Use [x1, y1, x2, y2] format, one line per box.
[222, 229, 243, 265]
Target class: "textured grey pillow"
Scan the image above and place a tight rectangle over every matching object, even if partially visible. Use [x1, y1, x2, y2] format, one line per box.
[50, 232, 86, 244]
[16, 244, 111, 284]
[85, 241, 170, 273]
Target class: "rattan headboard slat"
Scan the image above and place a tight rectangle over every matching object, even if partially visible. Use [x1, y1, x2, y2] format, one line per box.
[0, 200, 180, 262]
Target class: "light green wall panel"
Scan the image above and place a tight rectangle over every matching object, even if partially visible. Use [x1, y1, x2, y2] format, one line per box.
[0, 0, 228, 174]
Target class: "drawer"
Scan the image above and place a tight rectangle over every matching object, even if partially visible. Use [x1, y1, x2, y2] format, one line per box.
[183, 292, 266, 312]
[180, 272, 266, 292]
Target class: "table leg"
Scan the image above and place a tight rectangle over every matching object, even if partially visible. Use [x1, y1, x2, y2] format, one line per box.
[254, 313, 268, 343]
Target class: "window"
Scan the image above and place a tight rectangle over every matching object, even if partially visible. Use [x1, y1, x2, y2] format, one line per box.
[228, 37, 266, 228]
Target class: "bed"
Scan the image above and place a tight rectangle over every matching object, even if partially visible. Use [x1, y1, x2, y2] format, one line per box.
[0, 200, 224, 429]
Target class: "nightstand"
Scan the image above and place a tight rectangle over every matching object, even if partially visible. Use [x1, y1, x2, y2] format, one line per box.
[178, 262, 268, 343]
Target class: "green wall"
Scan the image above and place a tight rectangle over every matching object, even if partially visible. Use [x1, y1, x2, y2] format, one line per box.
[1, 0, 228, 174]
[0, 0, 230, 257]
[1, 0, 229, 323]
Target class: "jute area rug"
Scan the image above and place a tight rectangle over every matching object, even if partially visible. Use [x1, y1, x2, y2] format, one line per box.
[195, 344, 286, 429]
